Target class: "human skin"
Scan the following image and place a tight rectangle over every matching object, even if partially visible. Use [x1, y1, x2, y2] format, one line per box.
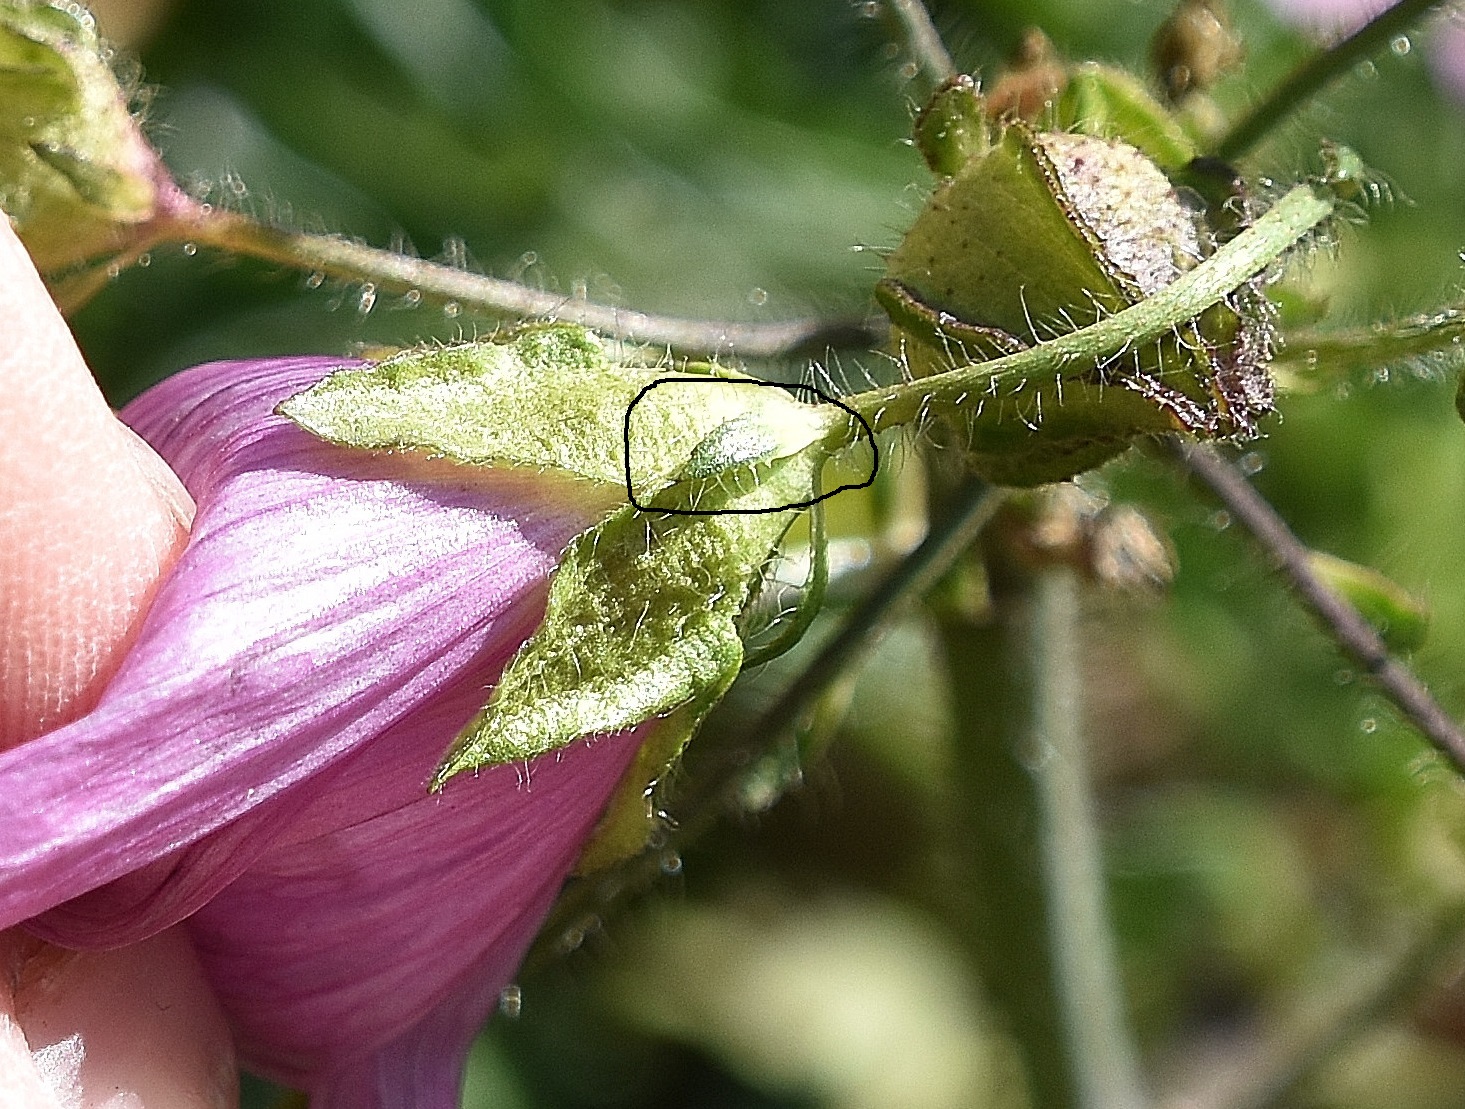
[0, 216, 237, 1107]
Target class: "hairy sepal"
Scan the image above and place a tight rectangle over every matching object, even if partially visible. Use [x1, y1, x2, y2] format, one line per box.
[434, 448, 821, 786]
[283, 323, 848, 800]
[280, 323, 831, 503]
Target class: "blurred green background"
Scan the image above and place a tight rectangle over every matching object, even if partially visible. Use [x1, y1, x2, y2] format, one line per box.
[69, 0, 1465, 1105]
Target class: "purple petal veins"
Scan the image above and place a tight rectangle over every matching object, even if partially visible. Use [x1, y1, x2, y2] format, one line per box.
[0, 357, 645, 1105]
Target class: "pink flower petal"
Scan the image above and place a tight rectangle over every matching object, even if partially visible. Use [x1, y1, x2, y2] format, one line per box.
[0, 356, 646, 1103]
[187, 680, 632, 1096]
[1262, 0, 1390, 34]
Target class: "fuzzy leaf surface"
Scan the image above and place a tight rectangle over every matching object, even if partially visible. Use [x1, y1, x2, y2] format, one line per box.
[435, 449, 821, 784]
[280, 324, 830, 502]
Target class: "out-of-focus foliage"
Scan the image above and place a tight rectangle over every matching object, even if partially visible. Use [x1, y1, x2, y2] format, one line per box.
[73, 1, 1465, 1106]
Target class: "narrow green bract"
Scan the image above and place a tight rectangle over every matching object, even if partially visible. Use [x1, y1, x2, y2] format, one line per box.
[1307, 551, 1429, 653]
[434, 449, 820, 786]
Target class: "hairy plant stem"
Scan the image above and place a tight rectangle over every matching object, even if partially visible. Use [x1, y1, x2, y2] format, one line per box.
[839, 183, 1336, 436]
[880, 0, 957, 92]
[1274, 305, 1465, 382]
[1213, 0, 1448, 163]
[937, 542, 1146, 1109]
[1171, 439, 1465, 775]
[153, 209, 885, 360]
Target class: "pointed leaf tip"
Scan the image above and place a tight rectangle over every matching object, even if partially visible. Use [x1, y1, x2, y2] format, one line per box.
[435, 443, 825, 786]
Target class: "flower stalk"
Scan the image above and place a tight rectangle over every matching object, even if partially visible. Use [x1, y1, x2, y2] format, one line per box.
[1273, 304, 1465, 383]
[936, 527, 1146, 1109]
[127, 207, 885, 360]
[1169, 438, 1465, 775]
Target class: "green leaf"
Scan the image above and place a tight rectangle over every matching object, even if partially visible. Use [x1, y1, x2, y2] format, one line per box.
[1307, 551, 1429, 653]
[571, 699, 705, 874]
[434, 447, 823, 786]
[280, 324, 841, 505]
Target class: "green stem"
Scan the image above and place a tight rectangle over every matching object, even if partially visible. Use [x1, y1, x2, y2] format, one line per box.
[1030, 569, 1148, 1109]
[162, 209, 885, 360]
[1212, 0, 1447, 163]
[880, 0, 957, 92]
[840, 183, 1336, 435]
[939, 557, 1146, 1109]
[1274, 306, 1465, 381]
[1171, 439, 1465, 777]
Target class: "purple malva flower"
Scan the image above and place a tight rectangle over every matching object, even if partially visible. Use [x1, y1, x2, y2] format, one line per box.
[0, 355, 646, 1106]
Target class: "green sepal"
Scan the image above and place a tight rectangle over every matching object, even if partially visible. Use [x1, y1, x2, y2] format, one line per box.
[432, 448, 821, 787]
[1053, 63, 1197, 172]
[638, 390, 843, 513]
[1308, 552, 1429, 653]
[741, 499, 827, 670]
[888, 125, 1130, 344]
[281, 324, 834, 504]
[0, 2, 162, 271]
[571, 699, 705, 875]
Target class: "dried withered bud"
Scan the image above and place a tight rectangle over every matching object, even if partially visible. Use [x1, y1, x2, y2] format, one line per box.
[985, 28, 1068, 122]
[879, 111, 1273, 486]
[995, 484, 1175, 592]
[1151, 0, 1244, 101]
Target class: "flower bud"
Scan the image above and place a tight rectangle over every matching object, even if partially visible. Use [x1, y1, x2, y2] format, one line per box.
[1151, 0, 1244, 101]
[0, 2, 175, 272]
[881, 118, 1271, 485]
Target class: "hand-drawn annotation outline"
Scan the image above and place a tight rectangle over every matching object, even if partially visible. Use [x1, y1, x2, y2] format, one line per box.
[623, 377, 879, 516]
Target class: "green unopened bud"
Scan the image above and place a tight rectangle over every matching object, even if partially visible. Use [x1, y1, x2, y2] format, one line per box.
[880, 120, 1271, 486]
[0, 1, 174, 271]
[913, 73, 989, 177]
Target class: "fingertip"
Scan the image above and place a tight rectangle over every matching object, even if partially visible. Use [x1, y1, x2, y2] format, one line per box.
[0, 218, 195, 748]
